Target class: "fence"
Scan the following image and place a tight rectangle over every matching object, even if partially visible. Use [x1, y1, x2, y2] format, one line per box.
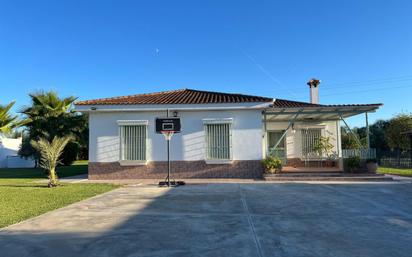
[379, 158, 412, 168]
[342, 148, 377, 159]
[377, 150, 412, 168]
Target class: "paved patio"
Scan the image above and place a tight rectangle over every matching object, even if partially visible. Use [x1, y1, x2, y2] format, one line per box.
[1, 182, 412, 257]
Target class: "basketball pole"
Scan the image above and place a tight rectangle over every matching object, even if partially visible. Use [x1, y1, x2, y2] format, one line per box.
[166, 109, 170, 187]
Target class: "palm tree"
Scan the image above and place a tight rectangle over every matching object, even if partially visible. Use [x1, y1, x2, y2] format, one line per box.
[0, 101, 24, 134]
[31, 136, 73, 187]
[21, 91, 77, 118]
[19, 91, 85, 165]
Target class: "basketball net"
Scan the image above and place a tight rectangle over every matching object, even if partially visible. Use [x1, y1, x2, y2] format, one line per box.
[161, 131, 174, 141]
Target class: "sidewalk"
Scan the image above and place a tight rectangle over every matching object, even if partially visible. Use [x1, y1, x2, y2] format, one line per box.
[384, 174, 412, 181]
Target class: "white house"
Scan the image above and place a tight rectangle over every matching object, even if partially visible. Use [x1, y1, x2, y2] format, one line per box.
[76, 82, 381, 179]
[0, 136, 35, 168]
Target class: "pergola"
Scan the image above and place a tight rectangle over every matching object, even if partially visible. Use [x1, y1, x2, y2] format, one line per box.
[263, 103, 383, 154]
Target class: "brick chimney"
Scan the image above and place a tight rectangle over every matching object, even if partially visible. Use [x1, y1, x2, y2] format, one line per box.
[307, 78, 321, 104]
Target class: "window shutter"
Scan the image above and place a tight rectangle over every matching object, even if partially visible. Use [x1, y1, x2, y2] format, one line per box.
[120, 125, 147, 161]
[205, 123, 231, 160]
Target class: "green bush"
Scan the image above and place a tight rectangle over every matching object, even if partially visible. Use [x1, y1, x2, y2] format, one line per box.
[262, 156, 283, 174]
[345, 156, 361, 172]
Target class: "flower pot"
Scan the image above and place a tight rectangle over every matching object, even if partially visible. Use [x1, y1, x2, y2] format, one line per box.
[325, 160, 335, 167]
[366, 162, 378, 173]
[265, 168, 282, 174]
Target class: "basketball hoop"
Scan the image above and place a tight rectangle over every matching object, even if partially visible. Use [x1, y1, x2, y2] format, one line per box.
[161, 131, 174, 141]
[156, 114, 184, 187]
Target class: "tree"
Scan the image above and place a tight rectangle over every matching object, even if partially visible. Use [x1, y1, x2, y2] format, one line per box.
[341, 127, 361, 149]
[0, 101, 25, 135]
[386, 113, 412, 151]
[19, 91, 88, 165]
[369, 119, 390, 156]
[31, 136, 73, 187]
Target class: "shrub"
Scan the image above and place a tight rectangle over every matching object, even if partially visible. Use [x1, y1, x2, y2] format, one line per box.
[262, 156, 283, 174]
[345, 156, 361, 173]
[313, 136, 334, 157]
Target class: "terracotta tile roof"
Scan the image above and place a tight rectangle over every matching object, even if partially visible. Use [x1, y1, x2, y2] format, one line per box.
[272, 99, 382, 108]
[76, 89, 273, 105]
[272, 99, 321, 108]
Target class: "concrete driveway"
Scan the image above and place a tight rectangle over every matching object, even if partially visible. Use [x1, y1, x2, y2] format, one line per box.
[1, 182, 412, 257]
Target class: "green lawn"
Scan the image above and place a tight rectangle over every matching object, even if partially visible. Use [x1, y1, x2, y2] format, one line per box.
[0, 162, 118, 228]
[377, 167, 412, 177]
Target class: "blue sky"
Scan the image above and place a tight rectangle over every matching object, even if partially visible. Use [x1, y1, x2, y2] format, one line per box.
[1, 0, 411, 127]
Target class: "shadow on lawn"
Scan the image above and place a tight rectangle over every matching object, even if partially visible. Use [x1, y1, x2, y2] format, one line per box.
[0, 164, 88, 180]
[0, 184, 50, 188]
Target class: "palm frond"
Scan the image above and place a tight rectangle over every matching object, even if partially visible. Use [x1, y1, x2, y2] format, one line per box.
[31, 136, 73, 171]
[0, 101, 25, 134]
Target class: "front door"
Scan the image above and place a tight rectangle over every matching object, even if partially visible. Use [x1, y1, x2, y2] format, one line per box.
[268, 131, 286, 162]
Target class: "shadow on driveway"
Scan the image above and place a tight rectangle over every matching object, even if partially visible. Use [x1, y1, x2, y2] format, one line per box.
[1, 183, 412, 257]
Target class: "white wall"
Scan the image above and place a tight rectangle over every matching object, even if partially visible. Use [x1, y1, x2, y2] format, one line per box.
[265, 120, 341, 158]
[0, 137, 35, 168]
[89, 109, 264, 162]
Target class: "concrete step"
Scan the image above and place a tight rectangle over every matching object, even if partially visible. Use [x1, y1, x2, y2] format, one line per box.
[269, 172, 381, 177]
[263, 173, 394, 182]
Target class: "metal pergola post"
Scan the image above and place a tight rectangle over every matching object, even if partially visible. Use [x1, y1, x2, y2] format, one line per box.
[365, 112, 370, 149]
[263, 110, 268, 157]
[335, 120, 340, 157]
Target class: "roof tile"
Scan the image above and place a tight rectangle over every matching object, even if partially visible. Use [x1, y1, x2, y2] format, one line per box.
[76, 88, 273, 105]
[76, 88, 382, 109]
[272, 99, 382, 108]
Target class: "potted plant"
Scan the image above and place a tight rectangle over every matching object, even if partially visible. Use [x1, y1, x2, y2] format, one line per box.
[262, 156, 283, 174]
[344, 156, 361, 173]
[366, 158, 378, 173]
[326, 152, 338, 167]
[313, 136, 335, 167]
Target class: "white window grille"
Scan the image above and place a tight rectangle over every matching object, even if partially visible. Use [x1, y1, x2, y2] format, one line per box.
[119, 123, 147, 161]
[205, 123, 231, 160]
[301, 128, 322, 157]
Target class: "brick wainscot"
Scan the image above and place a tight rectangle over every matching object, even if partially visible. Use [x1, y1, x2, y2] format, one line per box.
[89, 160, 264, 179]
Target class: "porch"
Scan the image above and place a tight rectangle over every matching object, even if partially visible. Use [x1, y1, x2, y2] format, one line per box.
[263, 102, 382, 173]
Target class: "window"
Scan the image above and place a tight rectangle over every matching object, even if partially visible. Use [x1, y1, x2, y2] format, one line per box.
[118, 121, 147, 161]
[205, 123, 231, 160]
[301, 128, 322, 157]
[268, 131, 286, 159]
